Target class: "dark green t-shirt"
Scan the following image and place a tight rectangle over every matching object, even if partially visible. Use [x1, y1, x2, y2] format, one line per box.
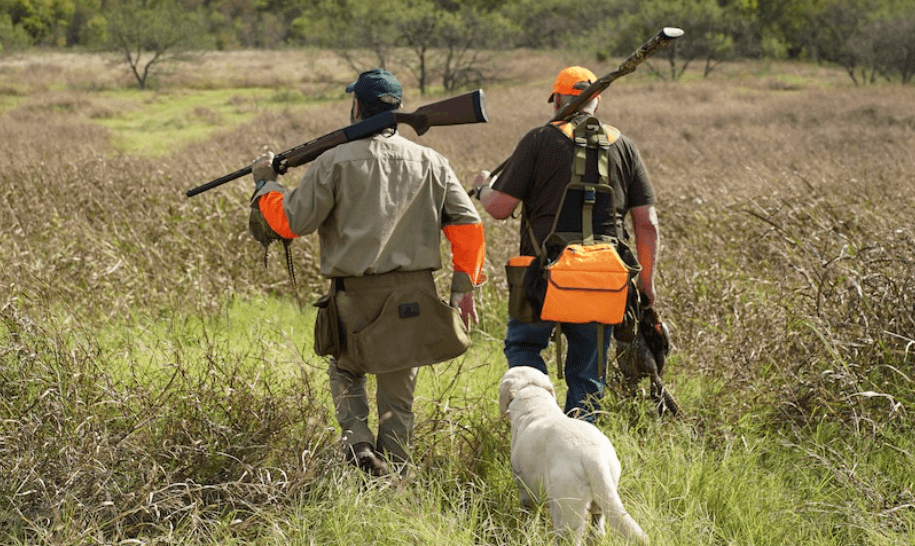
[493, 118, 655, 256]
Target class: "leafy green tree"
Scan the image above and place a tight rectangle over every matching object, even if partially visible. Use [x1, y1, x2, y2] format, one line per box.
[753, 0, 809, 58]
[398, 0, 441, 95]
[0, 10, 31, 53]
[295, 0, 511, 95]
[201, 0, 264, 49]
[399, 1, 514, 94]
[498, 0, 614, 49]
[63, 0, 100, 46]
[300, 0, 407, 72]
[802, 0, 875, 85]
[869, 15, 915, 84]
[615, 0, 736, 80]
[243, 0, 304, 47]
[3, 0, 74, 45]
[437, 5, 511, 92]
[104, 0, 210, 89]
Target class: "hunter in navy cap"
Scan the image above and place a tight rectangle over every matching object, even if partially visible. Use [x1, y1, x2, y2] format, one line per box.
[346, 68, 403, 110]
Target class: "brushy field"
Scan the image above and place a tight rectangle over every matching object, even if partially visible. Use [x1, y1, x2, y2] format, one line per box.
[1, 48, 913, 545]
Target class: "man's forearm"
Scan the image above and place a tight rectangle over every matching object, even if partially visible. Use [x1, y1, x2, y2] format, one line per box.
[480, 188, 519, 219]
[635, 224, 657, 295]
[631, 205, 659, 303]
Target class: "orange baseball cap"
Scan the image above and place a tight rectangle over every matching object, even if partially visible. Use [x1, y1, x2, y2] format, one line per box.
[548, 66, 597, 102]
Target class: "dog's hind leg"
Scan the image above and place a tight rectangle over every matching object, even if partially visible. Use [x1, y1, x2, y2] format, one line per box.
[549, 497, 588, 546]
[586, 504, 606, 546]
[518, 486, 534, 510]
[514, 473, 537, 510]
[587, 461, 649, 544]
[594, 490, 649, 544]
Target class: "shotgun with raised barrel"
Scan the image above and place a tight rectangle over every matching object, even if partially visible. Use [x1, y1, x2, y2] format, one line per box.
[552, 27, 684, 123]
[479, 27, 684, 184]
[187, 88, 488, 198]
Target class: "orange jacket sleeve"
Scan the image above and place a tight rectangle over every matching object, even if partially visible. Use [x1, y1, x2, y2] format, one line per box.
[443, 222, 486, 289]
[257, 192, 298, 240]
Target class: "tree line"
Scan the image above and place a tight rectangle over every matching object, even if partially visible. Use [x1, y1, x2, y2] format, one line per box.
[2, 0, 913, 89]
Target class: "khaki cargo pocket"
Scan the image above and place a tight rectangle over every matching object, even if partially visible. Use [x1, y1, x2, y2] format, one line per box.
[313, 293, 343, 358]
[347, 289, 470, 374]
[505, 256, 538, 323]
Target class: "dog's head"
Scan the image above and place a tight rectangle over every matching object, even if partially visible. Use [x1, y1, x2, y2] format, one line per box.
[498, 366, 556, 420]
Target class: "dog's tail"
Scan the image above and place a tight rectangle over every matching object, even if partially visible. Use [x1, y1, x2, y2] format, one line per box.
[589, 464, 650, 544]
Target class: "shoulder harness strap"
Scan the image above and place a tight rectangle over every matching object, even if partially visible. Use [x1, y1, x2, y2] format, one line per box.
[543, 116, 622, 247]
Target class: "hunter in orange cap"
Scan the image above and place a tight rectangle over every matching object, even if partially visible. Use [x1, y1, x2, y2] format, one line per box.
[470, 62, 660, 420]
[547, 66, 597, 102]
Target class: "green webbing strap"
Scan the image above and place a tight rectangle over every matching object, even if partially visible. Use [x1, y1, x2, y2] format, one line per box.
[573, 137, 595, 245]
[522, 210, 564, 379]
[524, 216, 543, 259]
[596, 128, 617, 386]
[597, 325, 606, 384]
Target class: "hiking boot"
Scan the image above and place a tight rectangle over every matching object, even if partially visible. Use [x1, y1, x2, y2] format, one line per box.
[347, 442, 390, 477]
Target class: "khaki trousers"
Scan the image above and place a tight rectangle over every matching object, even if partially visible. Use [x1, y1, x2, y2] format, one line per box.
[326, 270, 439, 465]
[327, 362, 418, 465]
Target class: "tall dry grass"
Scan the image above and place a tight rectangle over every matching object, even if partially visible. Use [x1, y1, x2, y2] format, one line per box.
[1, 50, 913, 542]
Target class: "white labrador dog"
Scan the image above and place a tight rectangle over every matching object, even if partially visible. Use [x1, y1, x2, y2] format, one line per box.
[499, 366, 649, 545]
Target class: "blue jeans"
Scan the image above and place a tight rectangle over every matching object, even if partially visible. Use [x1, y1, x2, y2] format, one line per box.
[504, 317, 612, 419]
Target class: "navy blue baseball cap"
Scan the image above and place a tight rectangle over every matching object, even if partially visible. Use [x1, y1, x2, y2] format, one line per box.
[345, 68, 403, 107]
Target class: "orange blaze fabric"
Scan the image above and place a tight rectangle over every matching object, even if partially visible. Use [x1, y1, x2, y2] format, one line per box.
[257, 192, 297, 240]
[550, 120, 575, 138]
[552, 66, 597, 96]
[539, 243, 630, 325]
[507, 255, 535, 267]
[443, 223, 486, 286]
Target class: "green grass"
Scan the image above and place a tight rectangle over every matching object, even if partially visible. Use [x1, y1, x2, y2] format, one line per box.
[2, 50, 914, 545]
[6, 293, 912, 545]
[91, 88, 326, 156]
[3, 290, 912, 544]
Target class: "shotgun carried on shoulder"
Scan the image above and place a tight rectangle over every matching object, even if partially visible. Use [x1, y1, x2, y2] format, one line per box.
[187, 88, 489, 198]
[479, 27, 684, 185]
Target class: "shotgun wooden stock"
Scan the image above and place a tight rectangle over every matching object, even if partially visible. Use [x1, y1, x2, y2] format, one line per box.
[187, 88, 488, 198]
[479, 27, 684, 186]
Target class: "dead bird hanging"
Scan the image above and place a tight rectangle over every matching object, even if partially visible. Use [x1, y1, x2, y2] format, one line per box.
[615, 293, 681, 417]
[248, 205, 296, 287]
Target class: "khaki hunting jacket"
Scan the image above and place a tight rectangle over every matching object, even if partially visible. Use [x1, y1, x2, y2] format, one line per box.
[252, 132, 486, 293]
